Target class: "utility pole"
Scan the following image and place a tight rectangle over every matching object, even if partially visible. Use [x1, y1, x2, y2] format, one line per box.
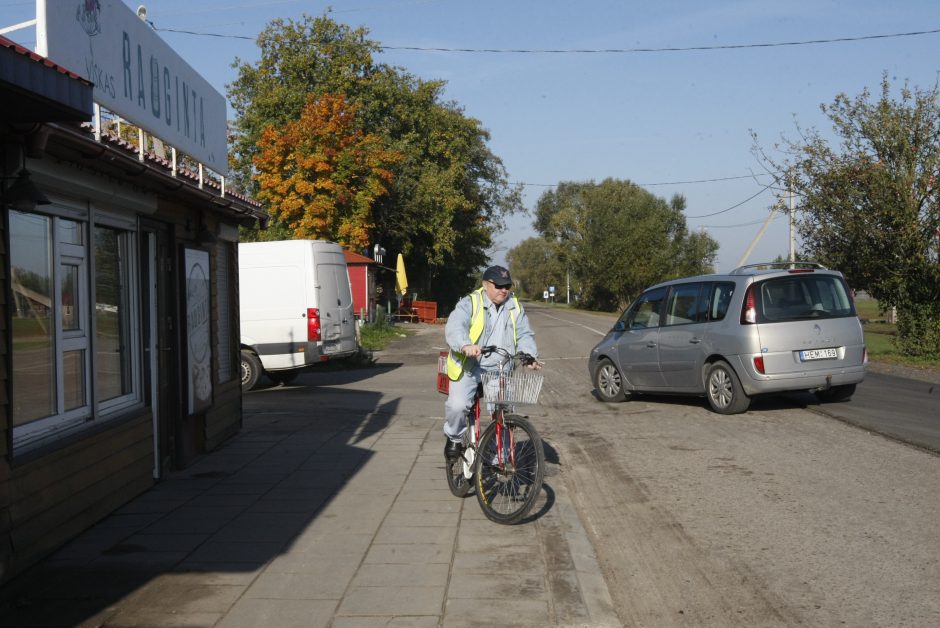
[788, 169, 796, 262]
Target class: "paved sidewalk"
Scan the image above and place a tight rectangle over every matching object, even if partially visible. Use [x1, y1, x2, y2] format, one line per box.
[0, 326, 619, 627]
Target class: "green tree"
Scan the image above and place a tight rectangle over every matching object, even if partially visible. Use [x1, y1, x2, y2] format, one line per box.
[529, 178, 718, 311]
[755, 75, 940, 356]
[506, 237, 567, 300]
[229, 14, 521, 309]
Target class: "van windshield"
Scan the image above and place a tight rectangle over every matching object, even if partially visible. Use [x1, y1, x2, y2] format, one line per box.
[757, 274, 855, 322]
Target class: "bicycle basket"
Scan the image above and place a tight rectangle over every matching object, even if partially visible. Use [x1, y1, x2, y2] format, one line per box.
[480, 370, 544, 405]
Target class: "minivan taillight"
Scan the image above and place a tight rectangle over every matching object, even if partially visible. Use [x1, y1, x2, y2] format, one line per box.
[307, 307, 321, 341]
[753, 355, 765, 374]
[741, 285, 757, 324]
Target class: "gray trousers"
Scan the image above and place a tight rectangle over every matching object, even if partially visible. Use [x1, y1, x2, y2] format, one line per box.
[443, 367, 482, 442]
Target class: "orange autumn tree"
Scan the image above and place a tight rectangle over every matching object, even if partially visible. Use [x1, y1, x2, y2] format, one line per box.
[252, 93, 402, 249]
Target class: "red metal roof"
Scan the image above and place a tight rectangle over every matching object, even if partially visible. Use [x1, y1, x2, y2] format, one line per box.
[344, 250, 376, 265]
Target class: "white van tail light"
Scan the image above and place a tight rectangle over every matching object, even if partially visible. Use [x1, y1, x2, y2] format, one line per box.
[753, 355, 766, 374]
[741, 285, 757, 324]
[307, 308, 322, 341]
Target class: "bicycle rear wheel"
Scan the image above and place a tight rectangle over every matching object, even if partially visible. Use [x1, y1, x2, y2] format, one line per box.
[475, 414, 544, 524]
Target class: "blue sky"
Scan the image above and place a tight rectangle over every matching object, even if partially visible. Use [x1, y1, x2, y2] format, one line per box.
[4, 0, 939, 272]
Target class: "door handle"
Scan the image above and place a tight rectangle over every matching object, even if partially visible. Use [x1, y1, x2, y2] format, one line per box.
[646, 342, 657, 348]
[689, 338, 702, 344]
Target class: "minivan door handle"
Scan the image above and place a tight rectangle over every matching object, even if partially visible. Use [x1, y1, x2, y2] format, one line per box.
[646, 342, 657, 348]
[689, 338, 702, 344]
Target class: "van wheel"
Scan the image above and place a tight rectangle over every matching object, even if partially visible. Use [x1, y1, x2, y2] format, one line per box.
[269, 370, 299, 386]
[815, 383, 856, 403]
[594, 359, 627, 402]
[705, 361, 750, 414]
[241, 350, 263, 391]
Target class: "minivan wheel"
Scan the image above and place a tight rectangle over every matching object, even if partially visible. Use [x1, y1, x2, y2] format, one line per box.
[705, 361, 750, 414]
[594, 359, 627, 402]
[815, 383, 856, 403]
[241, 350, 263, 391]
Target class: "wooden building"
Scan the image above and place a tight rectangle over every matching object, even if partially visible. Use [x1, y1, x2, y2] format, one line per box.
[0, 34, 265, 584]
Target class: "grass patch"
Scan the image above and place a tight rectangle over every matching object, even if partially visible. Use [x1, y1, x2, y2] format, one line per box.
[853, 298, 885, 321]
[359, 314, 413, 351]
[861, 320, 940, 370]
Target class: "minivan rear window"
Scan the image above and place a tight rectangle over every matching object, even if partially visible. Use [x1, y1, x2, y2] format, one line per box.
[756, 275, 855, 323]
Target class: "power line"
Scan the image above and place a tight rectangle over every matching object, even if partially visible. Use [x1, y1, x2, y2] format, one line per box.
[512, 173, 774, 188]
[381, 28, 940, 53]
[153, 26, 940, 51]
[701, 214, 785, 229]
[685, 183, 775, 218]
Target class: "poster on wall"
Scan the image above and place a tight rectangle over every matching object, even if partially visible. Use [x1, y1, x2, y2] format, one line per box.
[184, 247, 212, 414]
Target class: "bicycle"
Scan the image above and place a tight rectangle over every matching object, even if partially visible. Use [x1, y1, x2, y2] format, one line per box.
[437, 345, 546, 524]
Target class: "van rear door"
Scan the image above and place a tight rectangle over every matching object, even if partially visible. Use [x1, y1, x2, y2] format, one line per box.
[752, 274, 865, 376]
[316, 261, 358, 357]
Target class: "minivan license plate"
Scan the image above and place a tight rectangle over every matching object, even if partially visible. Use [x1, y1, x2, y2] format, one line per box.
[800, 348, 837, 361]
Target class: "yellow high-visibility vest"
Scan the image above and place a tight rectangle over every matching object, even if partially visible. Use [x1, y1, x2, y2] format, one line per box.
[447, 287, 519, 381]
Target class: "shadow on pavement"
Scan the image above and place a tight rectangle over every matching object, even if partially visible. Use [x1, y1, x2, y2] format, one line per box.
[0, 366, 401, 626]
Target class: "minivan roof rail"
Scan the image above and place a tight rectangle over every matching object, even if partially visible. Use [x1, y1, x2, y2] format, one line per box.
[730, 261, 827, 275]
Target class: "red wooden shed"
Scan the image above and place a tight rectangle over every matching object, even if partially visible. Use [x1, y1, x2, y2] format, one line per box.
[344, 249, 377, 321]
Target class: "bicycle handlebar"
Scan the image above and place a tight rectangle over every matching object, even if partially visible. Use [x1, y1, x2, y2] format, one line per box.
[480, 345, 538, 367]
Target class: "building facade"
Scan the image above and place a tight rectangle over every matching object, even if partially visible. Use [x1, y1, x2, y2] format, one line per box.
[1, 35, 265, 584]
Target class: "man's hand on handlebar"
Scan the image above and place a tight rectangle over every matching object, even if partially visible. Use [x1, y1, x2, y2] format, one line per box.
[461, 343, 482, 358]
[521, 353, 542, 370]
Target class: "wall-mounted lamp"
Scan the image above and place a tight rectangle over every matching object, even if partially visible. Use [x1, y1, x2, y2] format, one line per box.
[2, 169, 51, 212]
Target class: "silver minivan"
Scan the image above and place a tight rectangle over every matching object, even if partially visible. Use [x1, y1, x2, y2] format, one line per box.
[588, 262, 867, 414]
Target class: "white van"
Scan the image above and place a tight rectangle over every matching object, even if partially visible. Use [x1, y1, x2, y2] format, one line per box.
[238, 240, 359, 389]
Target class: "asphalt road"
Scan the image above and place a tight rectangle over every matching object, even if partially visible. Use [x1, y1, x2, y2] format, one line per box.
[518, 300, 940, 626]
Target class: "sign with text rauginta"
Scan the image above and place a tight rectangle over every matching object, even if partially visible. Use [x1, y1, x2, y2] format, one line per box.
[36, 0, 228, 175]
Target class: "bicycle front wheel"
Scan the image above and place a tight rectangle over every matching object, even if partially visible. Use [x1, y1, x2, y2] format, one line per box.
[475, 414, 544, 524]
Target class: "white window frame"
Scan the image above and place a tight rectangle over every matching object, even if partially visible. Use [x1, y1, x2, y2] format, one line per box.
[10, 201, 144, 454]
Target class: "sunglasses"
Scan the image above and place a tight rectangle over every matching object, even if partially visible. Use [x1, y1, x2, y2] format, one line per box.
[489, 282, 512, 290]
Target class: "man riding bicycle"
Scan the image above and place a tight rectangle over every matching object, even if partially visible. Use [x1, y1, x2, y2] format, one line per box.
[443, 265, 540, 461]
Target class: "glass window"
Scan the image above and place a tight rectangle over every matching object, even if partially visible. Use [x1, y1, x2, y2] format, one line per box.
[625, 287, 666, 329]
[95, 226, 133, 402]
[9, 208, 142, 452]
[709, 282, 736, 321]
[664, 283, 703, 326]
[10, 211, 56, 426]
[758, 275, 855, 322]
[63, 349, 86, 411]
[61, 263, 80, 331]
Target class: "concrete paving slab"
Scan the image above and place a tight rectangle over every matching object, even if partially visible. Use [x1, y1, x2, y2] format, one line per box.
[364, 542, 454, 565]
[215, 598, 337, 628]
[336, 584, 446, 616]
[350, 562, 449, 588]
[244, 570, 348, 599]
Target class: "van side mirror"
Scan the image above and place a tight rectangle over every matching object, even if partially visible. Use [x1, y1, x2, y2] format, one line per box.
[613, 320, 626, 332]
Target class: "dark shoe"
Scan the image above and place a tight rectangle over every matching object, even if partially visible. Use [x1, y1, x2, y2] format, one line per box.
[444, 439, 464, 461]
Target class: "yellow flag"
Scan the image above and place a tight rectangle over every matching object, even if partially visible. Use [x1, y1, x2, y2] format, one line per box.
[396, 253, 409, 296]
